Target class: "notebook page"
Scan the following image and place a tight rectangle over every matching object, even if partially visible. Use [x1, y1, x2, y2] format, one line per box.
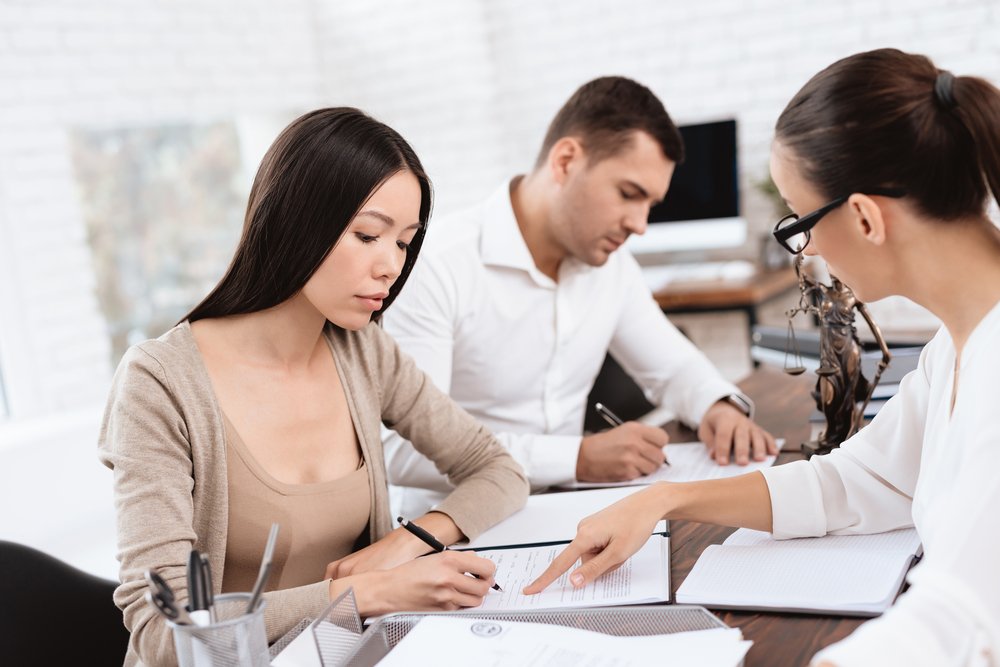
[475, 535, 669, 612]
[563, 440, 783, 490]
[723, 527, 921, 554]
[676, 545, 912, 614]
[464, 487, 667, 550]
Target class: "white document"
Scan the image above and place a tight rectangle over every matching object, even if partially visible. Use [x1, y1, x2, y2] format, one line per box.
[562, 440, 784, 490]
[375, 617, 751, 667]
[464, 486, 667, 550]
[676, 527, 921, 615]
[475, 534, 669, 612]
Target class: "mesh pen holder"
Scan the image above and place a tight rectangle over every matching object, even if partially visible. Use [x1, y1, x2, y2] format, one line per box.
[169, 592, 270, 667]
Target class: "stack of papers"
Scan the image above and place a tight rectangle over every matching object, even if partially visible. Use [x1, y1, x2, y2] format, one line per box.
[375, 616, 751, 666]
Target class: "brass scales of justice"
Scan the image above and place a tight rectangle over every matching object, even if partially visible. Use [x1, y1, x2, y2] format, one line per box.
[782, 255, 892, 458]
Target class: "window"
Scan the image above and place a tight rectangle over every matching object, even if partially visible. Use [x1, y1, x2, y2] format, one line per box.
[69, 122, 247, 364]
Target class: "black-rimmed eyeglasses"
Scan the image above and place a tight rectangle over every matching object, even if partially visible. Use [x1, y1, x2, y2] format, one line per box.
[772, 188, 906, 254]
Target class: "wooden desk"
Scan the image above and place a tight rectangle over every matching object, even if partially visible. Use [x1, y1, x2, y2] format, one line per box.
[652, 265, 799, 330]
[665, 367, 865, 666]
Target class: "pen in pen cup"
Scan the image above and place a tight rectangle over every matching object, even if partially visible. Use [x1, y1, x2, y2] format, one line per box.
[186, 549, 211, 626]
[245, 523, 280, 615]
[199, 552, 215, 624]
[397, 516, 503, 592]
[594, 402, 670, 466]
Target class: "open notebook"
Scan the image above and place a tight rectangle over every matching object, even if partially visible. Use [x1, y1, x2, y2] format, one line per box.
[676, 527, 922, 616]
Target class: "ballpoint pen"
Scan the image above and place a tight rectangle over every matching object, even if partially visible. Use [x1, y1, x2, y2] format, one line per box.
[397, 516, 503, 591]
[594, 402, 670, 466]
[187, 549, 211, 626]
[246, 523, 280, 614]
[199, 552, 215, 623]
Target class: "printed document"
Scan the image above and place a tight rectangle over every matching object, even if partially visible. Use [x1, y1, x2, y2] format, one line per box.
[476, 534, 669, 612]
[562, 440, 784, 489]
[375, 617, 751, 667]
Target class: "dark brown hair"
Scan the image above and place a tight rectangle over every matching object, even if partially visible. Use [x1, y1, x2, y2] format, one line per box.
[535, 76, 685, 167]
[183, 107, 431, 324]
[775, 48, 1000, 221]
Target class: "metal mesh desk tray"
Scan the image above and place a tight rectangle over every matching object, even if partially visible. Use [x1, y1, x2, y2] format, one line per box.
[339, 605, 728, 667]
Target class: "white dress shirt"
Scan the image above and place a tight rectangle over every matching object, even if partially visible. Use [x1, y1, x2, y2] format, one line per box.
[761, 299, 1000, 666]
[383, 181, 741, 517]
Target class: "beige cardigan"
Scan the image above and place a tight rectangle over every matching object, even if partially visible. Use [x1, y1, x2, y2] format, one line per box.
[98, 321, 528, 667]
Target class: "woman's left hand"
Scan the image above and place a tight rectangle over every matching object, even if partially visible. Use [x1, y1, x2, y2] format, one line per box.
[325, 512, 463, 579]
[325, 528, 430, 579]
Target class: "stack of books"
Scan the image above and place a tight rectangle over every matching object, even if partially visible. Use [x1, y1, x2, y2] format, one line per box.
[750, 326, 924, 419]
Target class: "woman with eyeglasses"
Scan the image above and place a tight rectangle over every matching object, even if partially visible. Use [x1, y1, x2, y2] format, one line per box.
[524, 48, 1000, 665]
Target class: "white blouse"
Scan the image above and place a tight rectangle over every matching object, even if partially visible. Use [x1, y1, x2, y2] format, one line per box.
[762, 299, 1000, 666]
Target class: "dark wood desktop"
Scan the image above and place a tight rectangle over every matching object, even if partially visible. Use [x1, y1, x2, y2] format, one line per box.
[652, 265, 800, 331]
[664, 366, 866, 666]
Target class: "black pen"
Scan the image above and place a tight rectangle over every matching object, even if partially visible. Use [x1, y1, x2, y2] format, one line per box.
[187, 549, 210, 626]
[594, 402, 670, 466]
[397, 516, 503, 591]
[199, 553, 215, 624]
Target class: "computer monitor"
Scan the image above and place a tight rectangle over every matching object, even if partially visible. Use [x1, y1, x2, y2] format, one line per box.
[625, 119, 746, 255]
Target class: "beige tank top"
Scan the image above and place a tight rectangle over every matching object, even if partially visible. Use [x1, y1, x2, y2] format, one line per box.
[220, 414, 371, 593]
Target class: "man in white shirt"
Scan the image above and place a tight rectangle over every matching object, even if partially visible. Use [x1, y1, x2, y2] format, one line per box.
[383, 76, 777, 516]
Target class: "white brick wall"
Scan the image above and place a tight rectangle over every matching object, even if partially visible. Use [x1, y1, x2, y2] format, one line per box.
[0, 0, 326, 576]
[1, 0, 997, 576]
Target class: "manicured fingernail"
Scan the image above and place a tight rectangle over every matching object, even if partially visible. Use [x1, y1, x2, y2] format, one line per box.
[571, 573, 584, 587]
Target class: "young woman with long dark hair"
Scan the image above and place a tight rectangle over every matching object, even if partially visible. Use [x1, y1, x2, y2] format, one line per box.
[99, 108, 528, 666]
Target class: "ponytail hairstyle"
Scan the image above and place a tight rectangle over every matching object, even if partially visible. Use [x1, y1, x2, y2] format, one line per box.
[183, 107, 432, 325]
[775, 48, 1000, 222]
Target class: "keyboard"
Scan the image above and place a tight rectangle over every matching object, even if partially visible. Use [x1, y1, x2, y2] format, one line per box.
[641, 260, 757, 290]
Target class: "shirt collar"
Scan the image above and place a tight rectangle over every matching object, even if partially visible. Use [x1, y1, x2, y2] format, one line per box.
[479, 179, 594, 287]
[480, 179, 537, 273]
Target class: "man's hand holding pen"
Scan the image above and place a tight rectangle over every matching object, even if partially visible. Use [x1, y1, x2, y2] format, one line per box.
[577, 403, 670, 483]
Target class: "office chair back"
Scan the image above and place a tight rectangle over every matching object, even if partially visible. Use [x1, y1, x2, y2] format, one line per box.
[0, 540, 129, 666]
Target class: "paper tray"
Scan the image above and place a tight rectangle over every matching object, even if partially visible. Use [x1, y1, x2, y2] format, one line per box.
[339, 605, 729, 667]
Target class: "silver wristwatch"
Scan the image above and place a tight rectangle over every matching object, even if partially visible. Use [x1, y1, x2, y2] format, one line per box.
[723, 393, 755, 420]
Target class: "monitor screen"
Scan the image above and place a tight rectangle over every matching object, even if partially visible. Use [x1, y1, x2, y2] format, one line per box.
[626, 118, 745, 255]
[649, 119, 739, 223]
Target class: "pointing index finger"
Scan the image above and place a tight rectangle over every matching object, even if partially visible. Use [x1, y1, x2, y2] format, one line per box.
[522, 539, 588, 595]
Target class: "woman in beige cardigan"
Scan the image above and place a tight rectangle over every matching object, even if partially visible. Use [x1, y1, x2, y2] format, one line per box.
[99, 108, 528, 666]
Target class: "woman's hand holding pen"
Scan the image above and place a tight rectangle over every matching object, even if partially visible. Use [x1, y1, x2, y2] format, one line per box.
[332, 551, 497, 616]
[523, 484, 670, 595]
[576, 422, 670, 482]
[325, 511, 462, 579]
